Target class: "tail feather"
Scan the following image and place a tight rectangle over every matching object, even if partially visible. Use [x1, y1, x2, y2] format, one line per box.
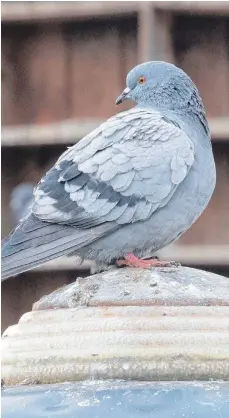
[1, 245, 79, 280]
[1, 214, 117, 281]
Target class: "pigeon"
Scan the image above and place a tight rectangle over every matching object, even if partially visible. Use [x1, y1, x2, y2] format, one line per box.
[1, 61, 216, 280]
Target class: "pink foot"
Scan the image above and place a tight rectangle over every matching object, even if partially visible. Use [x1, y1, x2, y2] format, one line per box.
[116, 253, 179, 268]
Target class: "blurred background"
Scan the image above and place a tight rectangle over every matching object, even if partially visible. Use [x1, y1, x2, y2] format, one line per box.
[1, 1, 229, 332]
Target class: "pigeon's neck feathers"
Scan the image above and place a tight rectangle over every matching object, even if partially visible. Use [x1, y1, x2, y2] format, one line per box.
[136, 77, 210, 140]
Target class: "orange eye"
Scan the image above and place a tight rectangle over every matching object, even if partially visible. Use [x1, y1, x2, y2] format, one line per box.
[138, 76, 146, 84]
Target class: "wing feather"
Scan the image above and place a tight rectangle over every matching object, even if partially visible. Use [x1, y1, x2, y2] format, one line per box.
[32, 107, 194, 228]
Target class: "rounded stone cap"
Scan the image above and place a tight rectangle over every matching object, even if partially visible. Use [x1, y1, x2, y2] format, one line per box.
[2, 266, 229, 385]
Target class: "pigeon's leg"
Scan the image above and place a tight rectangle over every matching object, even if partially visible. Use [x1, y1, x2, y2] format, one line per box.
[116, 253, 179, 268]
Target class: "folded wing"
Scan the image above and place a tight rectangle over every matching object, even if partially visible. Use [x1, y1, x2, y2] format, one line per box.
[34, 107, 195, 226]
[2, 107, 195, 279]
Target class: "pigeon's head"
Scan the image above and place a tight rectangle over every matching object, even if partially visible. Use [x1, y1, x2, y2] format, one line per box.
[116, 61, 204, 114]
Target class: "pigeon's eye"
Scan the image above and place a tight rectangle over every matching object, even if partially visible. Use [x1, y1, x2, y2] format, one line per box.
[138, 76, 146, 84]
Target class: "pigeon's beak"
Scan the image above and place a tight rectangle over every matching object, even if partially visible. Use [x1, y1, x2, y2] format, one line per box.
[116, 87, 131, 105]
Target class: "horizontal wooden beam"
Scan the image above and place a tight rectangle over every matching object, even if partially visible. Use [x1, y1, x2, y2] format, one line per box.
[155, 1, 229, 15]
[158, 245, 229, 266]
[32, 245, 229, 272]
[208, 117, 229, 141]
[1, 1, 138, 23]
[2, 1, 229, 24]
[2, 117, 229, 147]
[34, 258, 93, 272]
[1, 119, 103, 146]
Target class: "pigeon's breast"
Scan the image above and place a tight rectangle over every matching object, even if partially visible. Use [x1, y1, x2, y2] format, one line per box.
[144, 141, 216, 253]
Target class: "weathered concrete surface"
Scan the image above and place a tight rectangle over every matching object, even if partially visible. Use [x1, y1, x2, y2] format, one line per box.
[2, 267, 229, 385]
[32, 266, 229, 310]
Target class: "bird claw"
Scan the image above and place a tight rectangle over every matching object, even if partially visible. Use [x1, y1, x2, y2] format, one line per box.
[116, 253, 180, 269]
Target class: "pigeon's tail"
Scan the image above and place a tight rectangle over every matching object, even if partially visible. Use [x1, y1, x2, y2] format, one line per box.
[1, 214, 116, 281]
